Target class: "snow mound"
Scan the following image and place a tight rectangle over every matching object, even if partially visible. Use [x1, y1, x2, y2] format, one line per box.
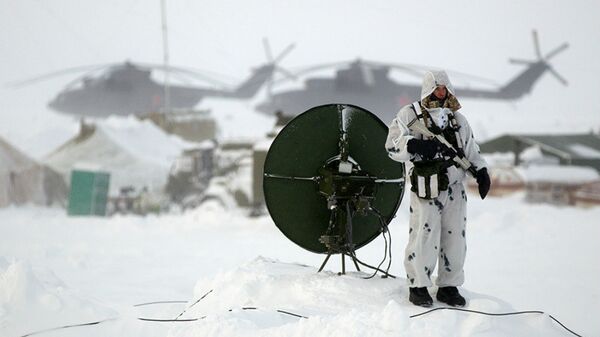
[168, 257, 567, 337]
[0, 259, 116, 337]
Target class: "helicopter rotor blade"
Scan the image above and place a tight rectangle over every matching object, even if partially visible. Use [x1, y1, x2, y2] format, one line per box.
[275, 66, 297, 81]
[366, 60, 427, 79]
[443, 69, 502, 87]
[547, 66, 568, 86]
[5, 63, 113, 88]
[273, 43, 296, 64]
[368, 60, 499, 86]
[146, 64, 232, 88]
[263, 38, 274, 63]
[544, 42, 569, 61]
[168, 72, 195, 86]
[267, 78, 273, 98]
[289, 60, 356, 78]
[509, 58, 535, 65]
[258, 41, 297, 96]
[532, 30, 542, 59]
[60, 65, 117, 91]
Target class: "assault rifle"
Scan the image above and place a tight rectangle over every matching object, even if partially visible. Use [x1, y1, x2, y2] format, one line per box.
[407, 118, 478, 177]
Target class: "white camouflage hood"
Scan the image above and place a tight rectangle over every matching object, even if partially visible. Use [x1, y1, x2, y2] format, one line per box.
[420, 70, 456, 100]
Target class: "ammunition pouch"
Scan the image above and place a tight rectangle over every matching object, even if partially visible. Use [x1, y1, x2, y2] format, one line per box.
[410, 160, 450, 199]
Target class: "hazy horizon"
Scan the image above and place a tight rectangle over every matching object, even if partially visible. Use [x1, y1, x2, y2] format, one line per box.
[1, 0, 599, 156]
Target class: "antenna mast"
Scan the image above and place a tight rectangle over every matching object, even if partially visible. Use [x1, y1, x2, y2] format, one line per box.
[160, 0, 170, 112]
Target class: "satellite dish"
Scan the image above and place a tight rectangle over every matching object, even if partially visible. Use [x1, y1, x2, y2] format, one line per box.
[263, 104, 405, 273]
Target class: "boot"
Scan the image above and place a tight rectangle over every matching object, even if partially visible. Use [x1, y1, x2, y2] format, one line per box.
[409, 287, 433, 307]
[436, 286, 466, 307]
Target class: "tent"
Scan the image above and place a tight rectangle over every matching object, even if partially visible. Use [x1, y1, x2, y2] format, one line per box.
[44, 118, 195, 194]
[0, 136, 67, 207]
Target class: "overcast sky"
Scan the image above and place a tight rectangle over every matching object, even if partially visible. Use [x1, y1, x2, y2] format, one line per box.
[1, 0, 599, 155]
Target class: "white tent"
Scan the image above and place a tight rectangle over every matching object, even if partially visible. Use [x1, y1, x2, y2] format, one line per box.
[44, 118, 196, 194]
[0, 136, 67, 207]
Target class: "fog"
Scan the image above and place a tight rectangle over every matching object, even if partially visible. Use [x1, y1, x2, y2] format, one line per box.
[1, 0, 599, 156]
[2, 2, 600, 336]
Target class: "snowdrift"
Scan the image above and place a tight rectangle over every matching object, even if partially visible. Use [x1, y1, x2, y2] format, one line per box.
[0, 259, 116, 337]
[1, 195, 596, 336]
[167, 257, 569, 337]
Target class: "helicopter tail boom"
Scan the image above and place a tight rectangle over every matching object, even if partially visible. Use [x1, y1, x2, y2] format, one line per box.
[458, 30, 568, 101]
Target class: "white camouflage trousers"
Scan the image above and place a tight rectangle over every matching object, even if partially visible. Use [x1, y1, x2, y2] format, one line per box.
[404, 182, 467, 288]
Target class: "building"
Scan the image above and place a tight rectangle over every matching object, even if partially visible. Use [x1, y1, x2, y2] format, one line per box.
[517, 165, 599, 206]
[480, 133, 600, 171]
[572, 181, 600, 207]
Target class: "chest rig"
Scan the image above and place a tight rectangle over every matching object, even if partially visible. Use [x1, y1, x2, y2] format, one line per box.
[409, 101, 465, 199]
[411, 101, 464, 156]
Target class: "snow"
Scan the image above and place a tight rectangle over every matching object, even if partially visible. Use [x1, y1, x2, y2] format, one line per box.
[568, 143, 600, 159]
[1, 1, 600, 336]
[170, 257, 565, 337]
[482, 152, 515, 167]
[516, 165, 599, 184]
[0, 193, 598, 337]
[99, 116, 196, 168]
[253, 137, 275, 152]
[44, 117, 198, 193]
[0, 259, 116, 337]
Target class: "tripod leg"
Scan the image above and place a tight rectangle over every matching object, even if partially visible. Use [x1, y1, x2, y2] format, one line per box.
[340, 253, 346, 275]
[318, 252, 332, 272]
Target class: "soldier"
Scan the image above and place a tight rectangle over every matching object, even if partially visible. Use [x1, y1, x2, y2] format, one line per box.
[385, 70, 490, 307]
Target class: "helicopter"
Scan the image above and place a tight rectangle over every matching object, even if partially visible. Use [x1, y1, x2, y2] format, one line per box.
[256, 31, 569, 122]
[8, 42, 296, 117]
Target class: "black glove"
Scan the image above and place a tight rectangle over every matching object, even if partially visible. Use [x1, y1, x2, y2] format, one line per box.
[406, 139, 441, 159]
[476, 168, 491, 200]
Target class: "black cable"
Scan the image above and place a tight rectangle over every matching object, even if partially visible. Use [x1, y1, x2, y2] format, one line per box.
[234, 306, 257, 311]
[277, 309, 308, 319]
[349, 251, 396, 278]
[384, 219, 393, 274]
[173, 289, 213, 320]
[133, 300, 188, 307]
[362, 224, 388, 279]
[410, 307, 582, 337]
[138, 306, 307, 322]
[19, 318, 118, 337]
[361, 206, 394, 279]
[377, 215, 393, 277]
[138, 317, 204, 322]
[21, 296, 584, 337]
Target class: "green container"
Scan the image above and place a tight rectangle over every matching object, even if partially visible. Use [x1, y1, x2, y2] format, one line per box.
[67, 170, 110, 216]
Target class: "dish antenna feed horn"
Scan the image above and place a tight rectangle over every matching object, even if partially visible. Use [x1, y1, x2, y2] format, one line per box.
[263, 104, 405, 275]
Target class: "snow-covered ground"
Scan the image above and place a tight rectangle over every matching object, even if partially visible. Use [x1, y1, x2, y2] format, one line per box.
[2, 2, 600, 336]
[1, 192, 598, 337]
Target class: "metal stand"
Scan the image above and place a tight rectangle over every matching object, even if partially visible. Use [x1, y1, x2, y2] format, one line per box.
[315, 106, 376, 275]
[317, 201, 362, 275]
[318, 251, 361, 275]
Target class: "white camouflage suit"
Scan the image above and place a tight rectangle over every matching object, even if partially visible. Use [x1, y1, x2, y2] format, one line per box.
[385, 71, 487, 288]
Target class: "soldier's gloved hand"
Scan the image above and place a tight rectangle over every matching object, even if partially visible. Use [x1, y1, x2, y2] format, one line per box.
[406, 139, 440, 159]
[476, 168, 491, 200]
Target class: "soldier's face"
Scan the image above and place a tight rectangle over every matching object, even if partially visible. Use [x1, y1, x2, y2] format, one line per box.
[433, 86, 447, 99]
